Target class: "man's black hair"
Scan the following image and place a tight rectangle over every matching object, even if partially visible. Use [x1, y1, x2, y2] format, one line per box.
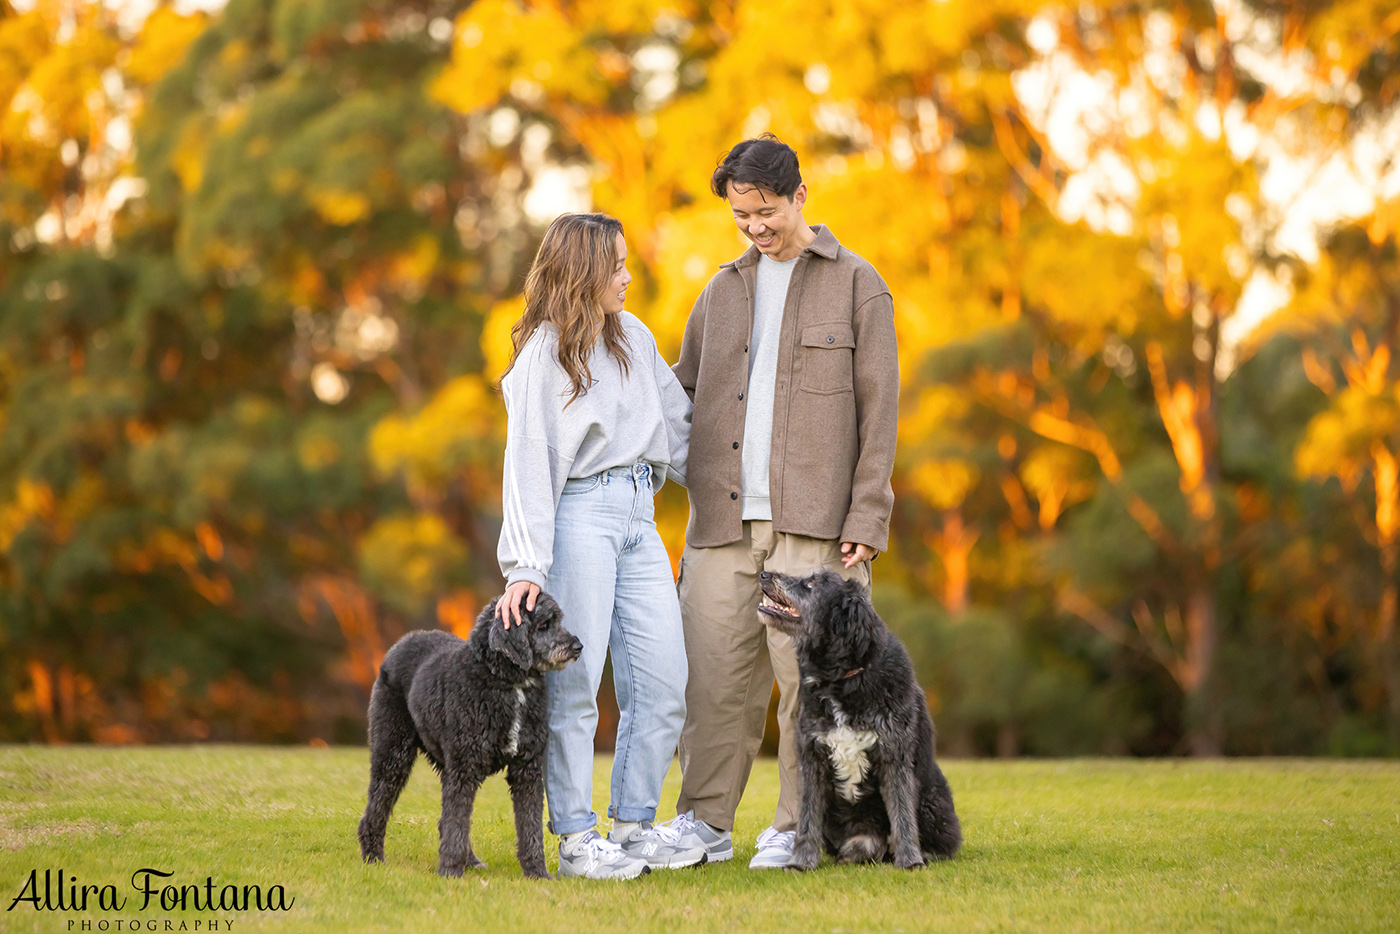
[710, 133, 802, 200]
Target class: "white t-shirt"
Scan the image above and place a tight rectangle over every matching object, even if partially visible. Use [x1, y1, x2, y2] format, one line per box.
[741, 254, 798, 520]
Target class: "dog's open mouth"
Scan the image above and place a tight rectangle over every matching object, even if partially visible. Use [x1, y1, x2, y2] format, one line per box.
[758, 593, 800, 623]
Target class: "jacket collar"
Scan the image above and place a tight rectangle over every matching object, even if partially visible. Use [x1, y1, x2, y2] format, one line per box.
[720, 224, 841, 270]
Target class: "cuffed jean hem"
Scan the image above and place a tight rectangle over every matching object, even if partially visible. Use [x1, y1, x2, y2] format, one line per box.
[608, 804, 657, 822]
[547, 814, 598, 835]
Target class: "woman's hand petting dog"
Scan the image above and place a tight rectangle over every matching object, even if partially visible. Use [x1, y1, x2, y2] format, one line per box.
[497, 580, 541, 629]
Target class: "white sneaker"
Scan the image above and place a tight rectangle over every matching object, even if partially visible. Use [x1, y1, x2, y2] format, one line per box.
[610, 821, 708, 869]
[557, 829, 651, 880]
[657, 810, 734, 862]
[748, 826, 795, 869]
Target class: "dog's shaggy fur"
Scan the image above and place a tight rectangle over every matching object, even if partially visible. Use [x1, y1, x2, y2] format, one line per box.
[759, 569, 962, 870]
[357, 594, 582, 879]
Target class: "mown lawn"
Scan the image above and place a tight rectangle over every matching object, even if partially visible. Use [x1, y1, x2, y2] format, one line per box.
[1, 747, 1397, 932]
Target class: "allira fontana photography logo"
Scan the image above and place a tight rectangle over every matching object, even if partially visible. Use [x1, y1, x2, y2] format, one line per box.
[8, 868, 294, 926]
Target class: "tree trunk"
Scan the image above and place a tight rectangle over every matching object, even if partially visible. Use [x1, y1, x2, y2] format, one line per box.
[1183, 584, 1222, 756]
[927, 509, 977, 616]
[1379, 545, 1400, 748]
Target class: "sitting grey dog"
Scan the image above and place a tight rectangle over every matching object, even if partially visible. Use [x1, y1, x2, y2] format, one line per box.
[758, 569, 962, 870]
[357, 593, 582, 878]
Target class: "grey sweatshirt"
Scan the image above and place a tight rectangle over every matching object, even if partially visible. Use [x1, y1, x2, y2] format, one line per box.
[497, 311, 692, 589]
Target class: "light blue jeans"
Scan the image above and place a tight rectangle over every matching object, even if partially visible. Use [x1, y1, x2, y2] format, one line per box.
[544, 462, 688, 834]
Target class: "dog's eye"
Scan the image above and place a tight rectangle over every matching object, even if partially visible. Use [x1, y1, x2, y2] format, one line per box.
[802, 581, 812, 590]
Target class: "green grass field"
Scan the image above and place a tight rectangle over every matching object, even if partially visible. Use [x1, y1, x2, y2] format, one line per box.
[1, 748, 1397, 932]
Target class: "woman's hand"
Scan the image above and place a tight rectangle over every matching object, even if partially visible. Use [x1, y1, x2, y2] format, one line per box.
[496, 580, 541, 629]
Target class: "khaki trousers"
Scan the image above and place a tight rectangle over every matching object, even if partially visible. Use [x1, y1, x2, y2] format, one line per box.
[674, 520, 871, 832]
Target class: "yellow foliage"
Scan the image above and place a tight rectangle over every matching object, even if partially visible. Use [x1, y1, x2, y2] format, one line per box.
[898, 385, 972, 445]
[430, 0, 607, 115]
[1019, 446, 1095, 529]
[126, 7, 208, 86]
[357, 512, 469, 614]
[1308, 0, 1400, 75]
[0, 13, 117, 208]
[910, 457, 979, 511]
[1020, 223, 1146, 338]
[482, 296, 525, 381]
[171, 118, 211, 194]
[1296, 385, 1400, 483]
[570, 0, 695, 34]
[1137, 136, 1255, 306]
[388, 235, 442, 290]
[0, 13, 49, 114]
[4, 21, 117, 143]
[369, 375, 502, 493]
[648, 202, 747, 356]
[0, 479, 55, 551]
[309, 188, 372, 226]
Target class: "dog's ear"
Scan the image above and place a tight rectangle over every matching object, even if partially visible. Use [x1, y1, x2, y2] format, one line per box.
[489, 612, 535, 670]
[839, 578, 878, 663]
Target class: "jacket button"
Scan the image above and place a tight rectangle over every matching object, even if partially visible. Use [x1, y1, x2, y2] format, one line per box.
[730, 492, 738, 500]
[744, 344, 749, 352]
[827, 335, 835, 343]
[733, 442, 739, 449]
[738, 392, 744, 400]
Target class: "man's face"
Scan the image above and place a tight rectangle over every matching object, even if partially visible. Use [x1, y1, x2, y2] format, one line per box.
[726, 181, 808, 261]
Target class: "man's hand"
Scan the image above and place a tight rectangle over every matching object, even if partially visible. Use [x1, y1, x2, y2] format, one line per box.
[496, 581, 541, 629]
[840, 542, 877, 568]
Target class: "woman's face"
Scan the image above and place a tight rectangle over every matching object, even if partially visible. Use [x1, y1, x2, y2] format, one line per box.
[599, 232, 631, 315]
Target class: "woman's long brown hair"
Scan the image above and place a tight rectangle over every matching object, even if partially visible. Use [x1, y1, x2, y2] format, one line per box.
[504, 213, 632, 404]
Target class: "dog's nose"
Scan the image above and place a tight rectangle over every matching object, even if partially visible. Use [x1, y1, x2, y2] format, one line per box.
[759, 571, 771, 582]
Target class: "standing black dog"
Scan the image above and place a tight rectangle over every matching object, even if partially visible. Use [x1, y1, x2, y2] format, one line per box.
[758, 569, 961, 870]
[357, 593, 582, 878]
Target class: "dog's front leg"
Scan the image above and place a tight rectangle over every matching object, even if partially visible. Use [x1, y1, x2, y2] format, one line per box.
[878, 754, 925, 870]
[789, 736, 830, 871]
[506, 760, 551, 879]
[438, 770, 486, 877]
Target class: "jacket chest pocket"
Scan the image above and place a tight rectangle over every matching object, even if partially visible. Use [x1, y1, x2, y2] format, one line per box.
[799, 323, 856, 394]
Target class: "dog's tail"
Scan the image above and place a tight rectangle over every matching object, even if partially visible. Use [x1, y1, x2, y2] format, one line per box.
[919, 767, 963, 860]
[915, 697, 962, 860]
[358, 677, 419, 863]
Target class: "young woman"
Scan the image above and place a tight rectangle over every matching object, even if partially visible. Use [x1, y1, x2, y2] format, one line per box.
[495, 213, 703, 879]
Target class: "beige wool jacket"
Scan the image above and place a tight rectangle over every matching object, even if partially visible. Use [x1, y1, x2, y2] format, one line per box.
[672, 225, 899, 552]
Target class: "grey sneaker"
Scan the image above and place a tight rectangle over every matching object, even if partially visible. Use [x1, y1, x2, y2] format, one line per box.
[748, 826, 795, 869]
[657, 810, 734, 863]
[557, 829, 651, 880]
[610, 821, 708, 869]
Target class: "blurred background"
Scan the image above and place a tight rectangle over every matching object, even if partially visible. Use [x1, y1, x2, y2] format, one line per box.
[2, 0, 1398, 757]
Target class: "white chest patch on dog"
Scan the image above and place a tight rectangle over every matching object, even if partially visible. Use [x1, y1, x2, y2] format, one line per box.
[505, 686, 527, 757]
[818, 700, 878, 802]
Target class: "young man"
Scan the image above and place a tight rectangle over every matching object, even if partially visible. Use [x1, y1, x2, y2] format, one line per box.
[659, 135, 899, 868]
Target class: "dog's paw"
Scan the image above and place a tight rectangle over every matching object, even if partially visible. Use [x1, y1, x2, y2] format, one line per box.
[465, 855, 487, 870]
[361, 851, 384, 864]
[894, 853, 926, 870]
[522, 867, 554, 880]
[786, 849, 821, 872]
